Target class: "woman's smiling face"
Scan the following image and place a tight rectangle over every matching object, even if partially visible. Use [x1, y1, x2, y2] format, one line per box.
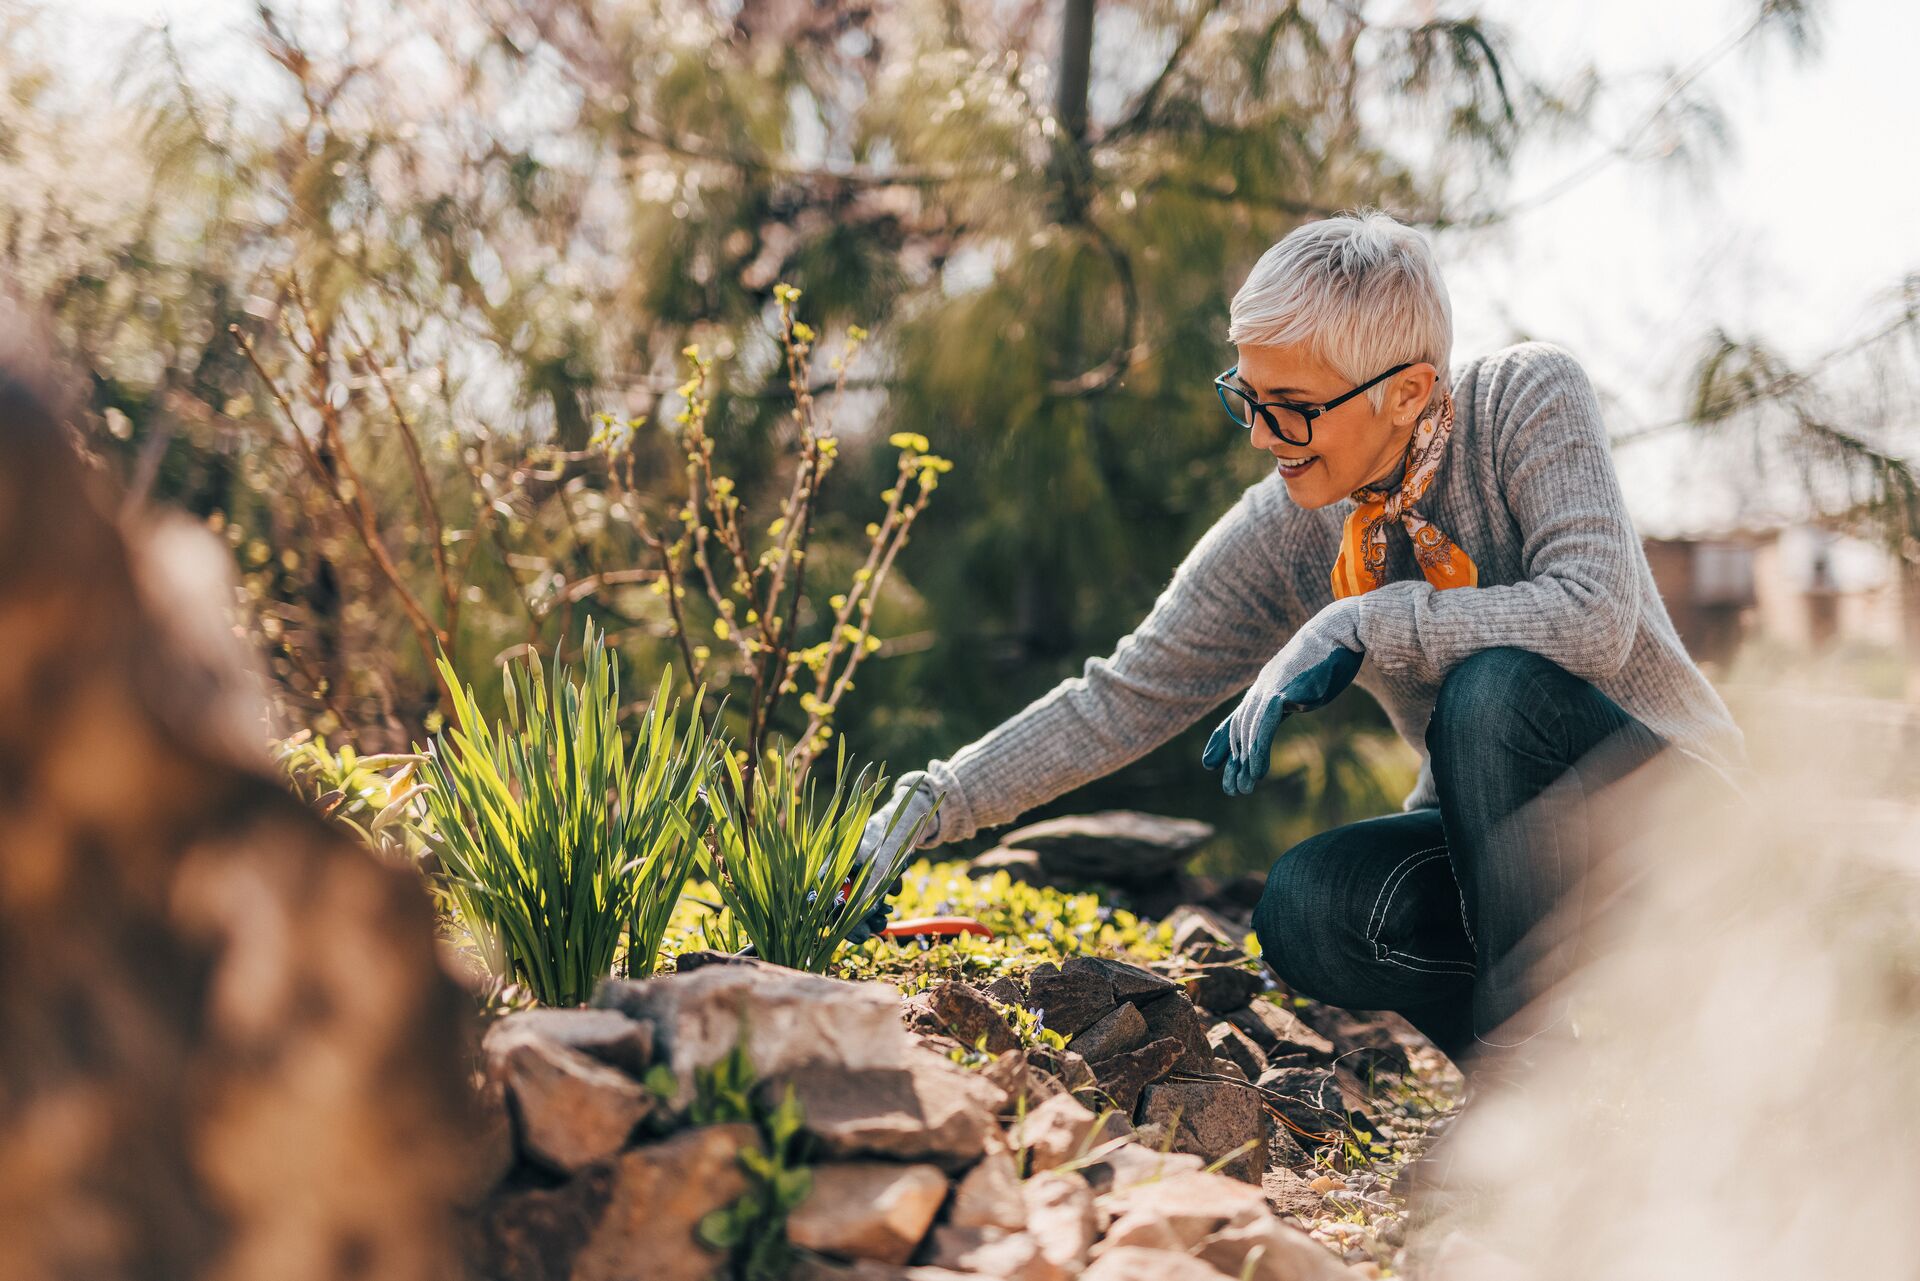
[1231, 340, 1439, 509]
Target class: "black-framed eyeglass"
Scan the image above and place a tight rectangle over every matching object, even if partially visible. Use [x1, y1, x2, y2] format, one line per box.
[1214, 360, 1416, 447]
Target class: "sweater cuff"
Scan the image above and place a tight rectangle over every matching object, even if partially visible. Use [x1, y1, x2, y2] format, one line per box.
[919, 758, 977, 847]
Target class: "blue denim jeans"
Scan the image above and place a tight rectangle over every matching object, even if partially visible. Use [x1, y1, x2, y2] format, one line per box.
[1251, 646, 1730, 1072]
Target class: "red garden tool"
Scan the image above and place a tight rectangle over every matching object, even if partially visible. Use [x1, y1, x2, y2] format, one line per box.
[876, 915, 994, 943]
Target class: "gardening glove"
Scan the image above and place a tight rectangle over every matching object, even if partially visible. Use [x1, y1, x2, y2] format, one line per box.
[843, 771, 943, 945]
[1202, 598, 1365, 797]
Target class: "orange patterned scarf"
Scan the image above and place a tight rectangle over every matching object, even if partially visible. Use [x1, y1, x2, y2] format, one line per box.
[1329, 386, 1479, 599]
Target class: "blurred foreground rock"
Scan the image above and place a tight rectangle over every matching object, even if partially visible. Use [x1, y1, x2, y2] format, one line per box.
[0, 348, 481, 1278]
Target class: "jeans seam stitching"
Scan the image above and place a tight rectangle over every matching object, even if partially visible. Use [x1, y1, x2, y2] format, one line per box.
[1383, 947, 1478, 974]
[1365, 846, 1449, 951]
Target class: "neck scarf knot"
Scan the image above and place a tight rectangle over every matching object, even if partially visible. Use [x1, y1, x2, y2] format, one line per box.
[1329, 386, 1479, 599]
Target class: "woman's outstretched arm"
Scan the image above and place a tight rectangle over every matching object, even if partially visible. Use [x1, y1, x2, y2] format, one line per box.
[919, 482, 1301, 845]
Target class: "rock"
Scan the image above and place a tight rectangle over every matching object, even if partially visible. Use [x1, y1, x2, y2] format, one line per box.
[1286, 1007, 1413, 1079]
[1011, 1093, 1133, 1173]
[1212, 1057, 1249, 1083]
[1195, 1219, 1352, 1281]
[1021, 1170, 1097, 1272]
[1070, 1002, 1148, 1062]
[1139, 1080, 1268, 1184]
[1261, 1165, 1323, 1217]
[1064, 956, 1178, 1004]
[486, 1008, 657, 1077]
[785, 1162, 949, 1265]
[1254, 1068, 1352, 1144]
[462, 1169, 613, 1281]
[1082, 1036, 1183, 1115]
[924, 1227, 1070, 1281]
[594, 966, 911, 1100]
[0, 372, 483, 1280]
[1182, 964, 1266, 1015]
[765, 1047, 1004, 1170]
[1026, 961, 1118, 1037]
[1208, 1023, 1268, 1080]
[1002, 812, 1214, 887]
[1226, 1000, 1335, 1064]
[1166, 905, 1241, 955]
[1082, 1245, 1237, 1279]
[968, 846, 1046, 885]
[980, 1049, 1063, 1112]
[1096, 1170, 1271, 1252]
[1080, 1142, 1206, 1195]
[950, 1149, 1026, 1230]
[1028, 1046, 1097, 1092]
[908, 981, 1020, 1054]
[980, 975, 1027, 1007]
[1136, 990, 1216, 1073]
[573, 1123, 758, 1281]
[485, 1024, 653, 1173]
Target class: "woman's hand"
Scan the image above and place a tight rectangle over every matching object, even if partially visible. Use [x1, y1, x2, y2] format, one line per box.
[1202, 598, 1366, 795]
[842, 771, 943, 944]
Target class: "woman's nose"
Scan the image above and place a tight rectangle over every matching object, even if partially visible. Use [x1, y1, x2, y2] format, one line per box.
[1248, 414, 1277, 450]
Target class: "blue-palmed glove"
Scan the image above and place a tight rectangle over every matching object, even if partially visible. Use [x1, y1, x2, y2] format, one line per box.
[1202, 598, 1366, 796]
[843, 771, 943, 945]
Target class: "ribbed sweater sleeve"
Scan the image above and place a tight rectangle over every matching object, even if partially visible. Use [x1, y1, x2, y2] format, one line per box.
[1354, 342, 1640, 685]
[921, 484, 1298, 845]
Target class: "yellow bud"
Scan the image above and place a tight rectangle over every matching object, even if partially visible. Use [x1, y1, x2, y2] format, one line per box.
[713, 619, 731, 640]
[863, 634, 882, 653]
[847, 324, 868, 340]
[692, 645, 712, 661]
[880, 488, 898, 503]
[864, 523, 880, 537]
[829, 594, 847, 610]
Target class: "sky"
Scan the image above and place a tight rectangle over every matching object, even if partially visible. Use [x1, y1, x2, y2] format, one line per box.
[32, 0, 1920, 538]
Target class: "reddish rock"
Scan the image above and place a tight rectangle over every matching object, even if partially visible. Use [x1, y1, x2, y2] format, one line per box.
[1027, 961, 1118, 1037]
[1070, 1002, 1148, 1063]
[486, 1025, 653, 1174]
[1139, 1079, 1269, 1184]
[785, 1162, 949, 1265]
[766, 1048, 1004, 1170]
[485, 1008, 656, 1077]
[1021, 1170, 1097, 1273]
[949, 1149, 1026, 1231]
[1136, 990, 1216, 1073]
[1064, 956, 1178, 1004]
[1194, 1219, 1352, 1281]
[908, 981, 1020, 1054]
[594, 965, 911, 1099]
[462, 1169, 613, 1281]
[1181, 964, 1265, 1015]
[1207, 1022, 1267, 1081]
[1000, 812, 1213, 887]
[1225, 999, 1335, 1064]
[1011, 1093, 1133, 1173]
[573, 1123, 758, 1281]
[1094, 1170, 1271, 1252]
[1082, 1036, 1183, 1115]
[980, 1049, 1063, 1112]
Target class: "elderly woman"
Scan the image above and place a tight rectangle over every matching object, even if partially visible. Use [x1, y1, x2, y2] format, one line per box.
[856, 208, 1749, 1084]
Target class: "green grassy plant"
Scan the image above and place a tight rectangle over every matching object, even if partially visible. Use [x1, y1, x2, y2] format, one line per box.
[418, 621, 715, 1004]
[706, 742, 934, 972]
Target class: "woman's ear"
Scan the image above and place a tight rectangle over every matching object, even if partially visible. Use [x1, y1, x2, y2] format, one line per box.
[1393, 362, 1441, 425]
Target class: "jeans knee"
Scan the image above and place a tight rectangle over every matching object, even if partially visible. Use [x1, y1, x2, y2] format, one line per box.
[1252, 835, 1360, 1002]
[1426, 646, 1570, 759]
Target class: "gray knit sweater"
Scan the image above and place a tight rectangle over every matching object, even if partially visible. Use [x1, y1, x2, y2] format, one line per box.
[919, 339, 1750, 847]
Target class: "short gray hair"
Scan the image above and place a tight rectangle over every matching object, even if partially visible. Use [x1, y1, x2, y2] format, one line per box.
[1227, 207, 1453, 414]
